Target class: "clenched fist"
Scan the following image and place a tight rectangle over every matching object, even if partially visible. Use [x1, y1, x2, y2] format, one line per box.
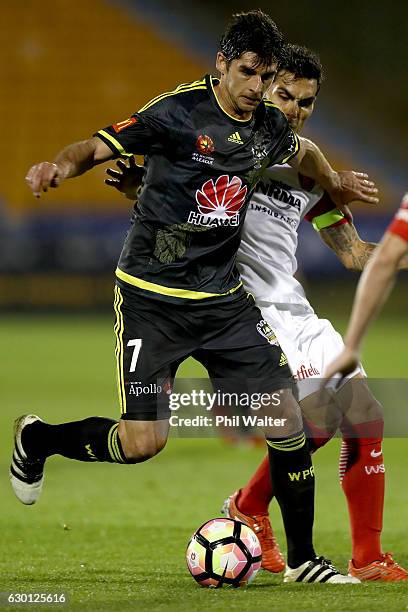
[25, 162, 63, 198]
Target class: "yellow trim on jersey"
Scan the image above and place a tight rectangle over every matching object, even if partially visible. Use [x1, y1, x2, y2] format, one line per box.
[209, 77, 253, 123]
[98, 129, 133, 157]
[264, 100, 301, 165]
[281, 132, 300, 164]
[264, 100, 280, 110]
[116, 267, 242, 300]
[138, 79, 207, 113]
[114, 286, 126, 413]
[312, 208, 345, 232]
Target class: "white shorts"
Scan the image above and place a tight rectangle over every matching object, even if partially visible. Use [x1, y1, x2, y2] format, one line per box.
[259, 303, 365, 401]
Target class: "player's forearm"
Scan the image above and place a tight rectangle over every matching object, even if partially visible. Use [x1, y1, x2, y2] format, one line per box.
[295, 138, 340, 194]
[344, 262, 396, 351]
[343, 239, 403, 350]
[26, 136, 114, 197]
[354, 241, 408, 271]
[291, 139, 378, 210]
[346, 242, 378, 271]
[54, 138, 103, 179]
[320, 221, 378, 271]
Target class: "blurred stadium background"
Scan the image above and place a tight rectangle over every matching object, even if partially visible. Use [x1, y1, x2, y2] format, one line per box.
[1, 3, 408, 608]
[1, 0, 407, 310]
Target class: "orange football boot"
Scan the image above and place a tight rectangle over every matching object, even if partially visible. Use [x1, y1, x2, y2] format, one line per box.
[222, 490, 285, 573]
[348, 553, 408, 581]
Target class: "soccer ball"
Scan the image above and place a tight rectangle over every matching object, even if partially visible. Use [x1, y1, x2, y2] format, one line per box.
[186, 517, 262, 587]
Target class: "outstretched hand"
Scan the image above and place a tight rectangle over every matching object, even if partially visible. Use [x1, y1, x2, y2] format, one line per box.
[105, 157, 144, 200]
[331, 171, 379, 210]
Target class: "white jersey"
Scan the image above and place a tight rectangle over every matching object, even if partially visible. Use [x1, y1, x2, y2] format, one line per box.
[237, 164, 324, 311]
[237, 164, 363, 395]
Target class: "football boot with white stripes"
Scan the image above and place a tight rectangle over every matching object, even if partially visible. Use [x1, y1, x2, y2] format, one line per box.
[10, 414, 45, 505]
[284, 556, 360, 584]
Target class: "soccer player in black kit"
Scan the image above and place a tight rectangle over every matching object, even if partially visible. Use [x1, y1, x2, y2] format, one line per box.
[17, 11, 377, 582]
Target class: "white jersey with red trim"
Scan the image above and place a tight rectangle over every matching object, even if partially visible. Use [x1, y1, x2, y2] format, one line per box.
[237, 164, 364, 390]
[237, 163, 324, 311]
[387, 194, 408, 243]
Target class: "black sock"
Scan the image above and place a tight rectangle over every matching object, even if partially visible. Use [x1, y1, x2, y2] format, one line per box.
[267, 431, 316, 568]
[21, 417, 127, 464]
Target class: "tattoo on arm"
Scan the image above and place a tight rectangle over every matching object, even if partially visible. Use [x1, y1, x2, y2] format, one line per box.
[319, 222, 377, 271]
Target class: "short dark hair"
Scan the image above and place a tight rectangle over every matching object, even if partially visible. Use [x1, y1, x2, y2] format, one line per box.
[279, 44, 324, 90]
[219, 9, 284, 67]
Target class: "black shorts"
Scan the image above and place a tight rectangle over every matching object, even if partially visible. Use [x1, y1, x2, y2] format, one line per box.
[113, 283, 293, 420]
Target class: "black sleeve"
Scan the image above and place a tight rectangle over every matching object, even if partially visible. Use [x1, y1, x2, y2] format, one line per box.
[264, 102, 300, 165]
[276, 127, 300, 165]
[94, 95, 175, 157]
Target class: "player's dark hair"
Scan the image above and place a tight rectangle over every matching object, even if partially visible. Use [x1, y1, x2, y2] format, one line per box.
[279, 44, 324, 91]
[219, 9, 284, 67]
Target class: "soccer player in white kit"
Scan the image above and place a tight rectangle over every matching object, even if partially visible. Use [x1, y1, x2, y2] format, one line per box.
[223, 44, 408, 581]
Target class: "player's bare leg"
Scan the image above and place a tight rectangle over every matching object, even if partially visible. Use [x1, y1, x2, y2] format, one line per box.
[10, 415, 169, 505]
[118, 419, 169, 461]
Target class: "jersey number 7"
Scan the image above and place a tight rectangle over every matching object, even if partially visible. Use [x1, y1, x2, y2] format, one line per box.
[127, 339, 142, 372]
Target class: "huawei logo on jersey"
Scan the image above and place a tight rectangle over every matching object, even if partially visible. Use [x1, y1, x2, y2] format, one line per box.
[188, 175, 248, 227]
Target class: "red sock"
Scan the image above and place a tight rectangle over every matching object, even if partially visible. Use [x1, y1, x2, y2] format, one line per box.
[238, 455, 272, 515]
[340, 419, 384, 567]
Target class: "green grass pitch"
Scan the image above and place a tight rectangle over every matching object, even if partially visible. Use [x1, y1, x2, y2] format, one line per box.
[0, 313, 407, 611]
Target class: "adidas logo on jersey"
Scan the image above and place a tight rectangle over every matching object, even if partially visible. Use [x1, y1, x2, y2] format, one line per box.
[279, 353, 288, 367]
[227, 131, 243, 144]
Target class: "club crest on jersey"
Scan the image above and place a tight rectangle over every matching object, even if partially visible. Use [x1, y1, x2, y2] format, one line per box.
[256, 319, 279, 346]
[188, 175, 247, 227]
[251, 131, 270, 170]
[192, 134, 215, 166]
[196, 134, 214, 155]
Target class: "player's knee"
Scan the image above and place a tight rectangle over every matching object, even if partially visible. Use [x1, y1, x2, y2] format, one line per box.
[118, 422, 168, 463]
[366, 396, 384, 423]
[263, 388, 303, 437]
[337, 377, 384, 426]
[349, 391, 384, 427]
[121, 437, 167, 463]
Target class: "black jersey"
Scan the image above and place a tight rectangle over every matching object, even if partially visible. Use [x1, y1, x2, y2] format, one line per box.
[96, 75, 299, 303]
